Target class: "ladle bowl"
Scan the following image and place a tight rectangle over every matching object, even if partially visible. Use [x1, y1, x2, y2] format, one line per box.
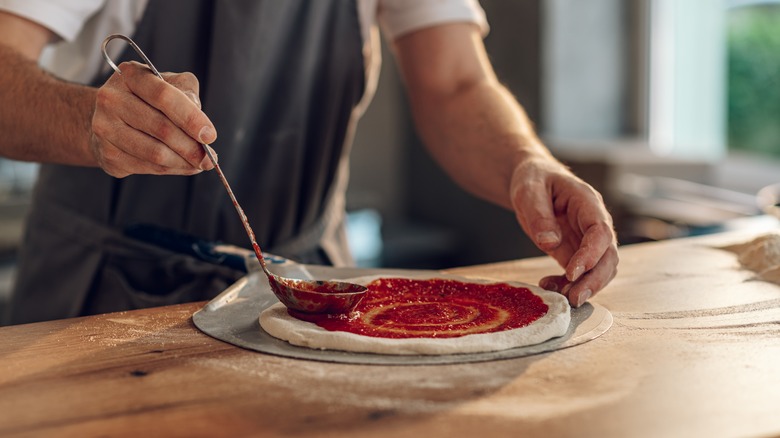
[268, 275, 367, 314]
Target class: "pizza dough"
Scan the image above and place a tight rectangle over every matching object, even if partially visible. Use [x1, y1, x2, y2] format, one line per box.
[259, 275, 571, 355]
[721, 233, 780, 284]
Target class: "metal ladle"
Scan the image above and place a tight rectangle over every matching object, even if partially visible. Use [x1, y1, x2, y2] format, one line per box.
[101, 34, 367, 314]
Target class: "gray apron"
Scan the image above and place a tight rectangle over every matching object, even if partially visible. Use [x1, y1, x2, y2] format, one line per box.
[10, 0, 365, 324]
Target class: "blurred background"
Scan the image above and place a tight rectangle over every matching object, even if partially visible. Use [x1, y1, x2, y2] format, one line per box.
[345, 0, 780, 269]
[1, 0, 779, 314]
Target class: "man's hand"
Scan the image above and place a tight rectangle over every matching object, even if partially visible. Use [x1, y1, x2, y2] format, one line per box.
[91, 61, 217, 178]
[510, 156, 619, 307]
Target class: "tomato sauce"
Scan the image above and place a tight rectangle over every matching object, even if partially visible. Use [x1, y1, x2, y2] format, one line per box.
[290, 277, 549, 339]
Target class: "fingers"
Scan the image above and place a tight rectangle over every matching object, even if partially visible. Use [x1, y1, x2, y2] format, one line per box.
[99, 88, 203, 168]
[564, 244, 619, 307]
[164, 72, 202, 109]
[89, 134, 202, 178]
[563, 221, 615, 282]
[121, 62, 216, 145]
[538, 242, 618, 308]
[539, 275, 569, 293]
[556, 195, 618, 307]
[91, 62, 217, 176]
[559, 184, 617, 290]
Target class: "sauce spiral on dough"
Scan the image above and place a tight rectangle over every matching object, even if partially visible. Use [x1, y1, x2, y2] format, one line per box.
[290, 278, 549, 339]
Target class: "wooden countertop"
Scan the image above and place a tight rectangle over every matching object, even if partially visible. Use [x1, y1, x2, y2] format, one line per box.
[1, 228, 780, 438]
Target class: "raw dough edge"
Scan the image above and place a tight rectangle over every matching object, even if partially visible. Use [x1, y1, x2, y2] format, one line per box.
[259, 274, 571, 355]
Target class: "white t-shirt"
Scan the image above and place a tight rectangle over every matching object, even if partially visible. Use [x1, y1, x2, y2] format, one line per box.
[0, 0, 488, 112]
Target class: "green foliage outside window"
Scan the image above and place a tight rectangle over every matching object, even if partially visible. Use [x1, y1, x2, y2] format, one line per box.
[727, 6, 780, 158]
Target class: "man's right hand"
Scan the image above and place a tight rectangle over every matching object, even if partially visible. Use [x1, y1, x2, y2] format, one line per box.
[0, 11, 217, 177]
[91, 61, 217, 178]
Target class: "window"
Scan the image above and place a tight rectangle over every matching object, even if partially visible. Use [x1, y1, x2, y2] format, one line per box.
[647, 0, 780, 162]
[646, 0, 727, 160]
[727, 0, 780, 159]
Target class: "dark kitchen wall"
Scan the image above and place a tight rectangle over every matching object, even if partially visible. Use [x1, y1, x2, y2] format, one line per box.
[404, 0, 546, 266]
[348, 1, 547, 268]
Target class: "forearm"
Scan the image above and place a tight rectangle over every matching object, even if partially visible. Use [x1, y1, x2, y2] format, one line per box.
[409, 77, 558, 210]
[394, 23, 561, 210]
[0, 42, 96, 166]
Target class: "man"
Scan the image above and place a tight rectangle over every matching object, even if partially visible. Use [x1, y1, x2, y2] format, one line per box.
[0, 0, 618, 324]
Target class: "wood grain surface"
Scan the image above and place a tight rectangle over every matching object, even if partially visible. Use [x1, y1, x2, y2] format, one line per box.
[1, 228, 779, 438]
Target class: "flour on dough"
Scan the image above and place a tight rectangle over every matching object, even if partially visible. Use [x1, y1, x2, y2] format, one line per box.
[259, 274, 571, 355]
[721, 233, 780, 284]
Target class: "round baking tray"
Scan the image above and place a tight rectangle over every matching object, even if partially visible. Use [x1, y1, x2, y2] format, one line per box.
[193, 269, 612, 366]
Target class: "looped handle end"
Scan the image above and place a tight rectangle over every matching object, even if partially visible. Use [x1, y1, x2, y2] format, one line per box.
[101, 34, 164, 80]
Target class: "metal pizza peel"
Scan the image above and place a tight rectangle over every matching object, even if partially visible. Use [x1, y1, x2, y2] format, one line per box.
[192, 258, 612, 365]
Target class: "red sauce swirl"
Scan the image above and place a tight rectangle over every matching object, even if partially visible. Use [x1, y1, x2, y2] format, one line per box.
[290, 277, 549, 339]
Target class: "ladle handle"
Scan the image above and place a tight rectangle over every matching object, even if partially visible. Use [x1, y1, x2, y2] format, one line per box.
[101, 34, 271, 274]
